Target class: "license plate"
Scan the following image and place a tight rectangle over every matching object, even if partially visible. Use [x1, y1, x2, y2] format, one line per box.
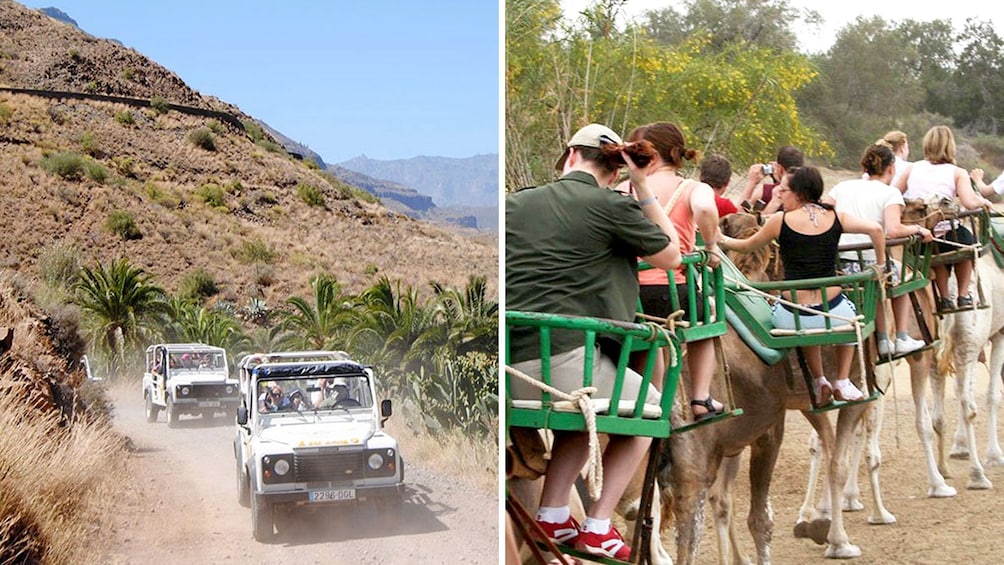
[198, 401, 220, 408]
[309, 488, 356, 502]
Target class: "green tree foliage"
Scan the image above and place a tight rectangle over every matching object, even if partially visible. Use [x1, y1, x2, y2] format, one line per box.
[74, 259, 166, 380]
[953, 19, 1004, 135]
[505, 0, 825, 190]
[162, 298, 248, 353]
[642, 0, 819, 52]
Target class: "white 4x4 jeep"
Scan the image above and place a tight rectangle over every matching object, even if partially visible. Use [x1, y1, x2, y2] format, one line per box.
[142, 343, 237, 427]
[233, 351, 404, 541]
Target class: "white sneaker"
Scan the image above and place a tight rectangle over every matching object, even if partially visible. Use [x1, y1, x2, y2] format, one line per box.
[894, 336, 926, 355]
[832, 379, 864, 402]
[877, 339, 893, 357]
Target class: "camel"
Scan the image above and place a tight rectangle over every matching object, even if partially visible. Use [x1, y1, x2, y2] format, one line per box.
[932, 251, 1004, 487]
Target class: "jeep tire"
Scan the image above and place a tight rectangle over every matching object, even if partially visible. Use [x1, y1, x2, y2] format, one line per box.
[237, 461, 250, 508]
[166, 396, 179, 428]
[145, 393, 160, 423]
[251, 491, 274, 541]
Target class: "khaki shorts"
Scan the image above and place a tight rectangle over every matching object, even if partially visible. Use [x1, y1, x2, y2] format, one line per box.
[509, 345, 660, 405]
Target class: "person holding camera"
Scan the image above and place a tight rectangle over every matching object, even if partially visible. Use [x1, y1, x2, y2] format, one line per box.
[740, 146, 804, 215]
[507, 123, 681, 560]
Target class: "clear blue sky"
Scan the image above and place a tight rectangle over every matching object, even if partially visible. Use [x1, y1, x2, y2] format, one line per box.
[19, 1, 500, 164]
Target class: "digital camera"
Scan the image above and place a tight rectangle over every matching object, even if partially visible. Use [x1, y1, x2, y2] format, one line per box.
[762, 164, 774, 176]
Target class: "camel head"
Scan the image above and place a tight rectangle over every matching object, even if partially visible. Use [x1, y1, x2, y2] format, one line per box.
[902, 197, 960, 230]
[719, 212, 778, 283]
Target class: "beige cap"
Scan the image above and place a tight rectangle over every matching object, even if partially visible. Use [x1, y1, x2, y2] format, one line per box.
[555, 123, 623, 170]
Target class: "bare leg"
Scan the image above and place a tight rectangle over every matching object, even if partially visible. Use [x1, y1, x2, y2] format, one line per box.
[540, 431, 590, 508]
[955, 260, 974, 298]
[687, 339, 721, 414]
[891, 295, 912, 336]
[933, 265, 951, 299]
[588, 435, 652, 520]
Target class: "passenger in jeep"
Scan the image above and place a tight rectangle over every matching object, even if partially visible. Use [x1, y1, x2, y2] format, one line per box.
[261, 385, 290, 413]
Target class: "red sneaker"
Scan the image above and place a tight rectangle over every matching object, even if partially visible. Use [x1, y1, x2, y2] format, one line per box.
[534, 516, 580, 546]
[574, 524, 632, 560]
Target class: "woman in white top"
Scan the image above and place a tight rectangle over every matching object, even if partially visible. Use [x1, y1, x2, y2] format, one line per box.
[882, 130, 911, 187]
[824, 144, 933, 356]
[893, 125, 992, 310]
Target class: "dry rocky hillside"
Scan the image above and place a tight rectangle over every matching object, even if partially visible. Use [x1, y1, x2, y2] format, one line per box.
[0, 1, 497, 306]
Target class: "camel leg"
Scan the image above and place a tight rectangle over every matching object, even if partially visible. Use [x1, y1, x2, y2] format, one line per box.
[794, 414, 831, 546]
[822, 407, 864, 559]
[955, 361, 992, 489]
[708, 453, 752, 565]
[862, 400, 895, 524]
[747, 428, 783, 565]
[929, 365, 951, 478]
[907, 353, 956, 497]
[984, 337, 1004, 466]
[671, 451, 717, 565]
[841, 414, 865, 512]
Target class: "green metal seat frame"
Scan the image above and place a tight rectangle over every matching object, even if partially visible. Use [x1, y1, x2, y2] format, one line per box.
[721, 255, 878, 350]
[505, 311, 682, 438]
[637, 251, 728, 343]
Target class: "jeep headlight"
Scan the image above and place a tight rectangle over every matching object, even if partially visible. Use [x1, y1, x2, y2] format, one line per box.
[367, 453, 385, 470]
[180, 386, 190, 396]
[365, 448, 396, 477]
[225, 385, 234, 395]
[274, 458, 290, 476]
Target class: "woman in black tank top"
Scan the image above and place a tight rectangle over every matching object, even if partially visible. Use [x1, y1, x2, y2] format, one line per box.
[718, 167, 886, 405]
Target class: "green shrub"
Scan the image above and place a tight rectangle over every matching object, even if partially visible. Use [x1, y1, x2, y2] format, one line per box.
[120, 67, 134, 80]
[225, 179, 243, 194]
[144, 182, 180, 207]
[297, 183, 325, 207]
[85, 81, 98, 93]
[364, 263, 379, 276]
[188, 127, 216, 151]
[150, 95, 169, 114]
[0, 102, 11, 125]
[115, 110, 134, 125]
[80, 132, 100, 156]
[69, 48, 81, 61]
[104, 210, 141, 240]
[112, 156, 135, 177]
[241, 119, 265, 142]
[195, 183, 226, 208]
[233, 237, 278, 265]
[178, 268, 218, 301]
[38, 241, 81, 288]
[255, 138, 284, 154]
[207, 120, 226, 135]
[83, 160, 108, 183]
[40, 152, 86, 181]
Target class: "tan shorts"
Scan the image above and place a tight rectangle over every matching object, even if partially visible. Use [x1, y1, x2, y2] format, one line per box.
[509, 345, 660, 405]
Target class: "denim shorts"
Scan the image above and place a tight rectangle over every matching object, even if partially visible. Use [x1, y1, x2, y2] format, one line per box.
[771, 293, 857, 331]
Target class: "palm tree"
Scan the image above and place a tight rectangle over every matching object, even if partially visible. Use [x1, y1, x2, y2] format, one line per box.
[431, 274, 498, 357]
[74, 258, 166, 380]
[163, 298, 249, 353]
[280, 274, 358, 350]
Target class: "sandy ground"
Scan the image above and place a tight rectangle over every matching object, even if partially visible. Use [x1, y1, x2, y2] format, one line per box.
[98, 383, 498, 564]
[687, 358, 1004, 565]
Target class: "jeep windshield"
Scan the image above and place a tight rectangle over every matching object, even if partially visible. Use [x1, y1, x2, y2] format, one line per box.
[169, 351, 226, 372]
[256, 375, 374, 414]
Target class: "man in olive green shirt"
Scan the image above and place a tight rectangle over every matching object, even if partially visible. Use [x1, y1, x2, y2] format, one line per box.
[505, 123, 680, 560]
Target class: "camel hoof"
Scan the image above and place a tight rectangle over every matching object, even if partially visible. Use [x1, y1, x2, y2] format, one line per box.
[967, 474, 992, 490]
[794, 518, 830, 545]
[841, 498, 864, 512]
[949, 446, 969, 459]
[927, 484, 958, 498]
[824, 543, 862, 559]
[983, 453, 1004, 467]
[867, 510, 896, 525]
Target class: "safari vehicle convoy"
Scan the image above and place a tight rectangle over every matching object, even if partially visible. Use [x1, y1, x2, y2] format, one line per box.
[233, 351, 405, 541]
[142, 343, 238, 427]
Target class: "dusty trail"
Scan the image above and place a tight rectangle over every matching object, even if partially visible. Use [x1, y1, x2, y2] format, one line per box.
[100, 382, 497, 564]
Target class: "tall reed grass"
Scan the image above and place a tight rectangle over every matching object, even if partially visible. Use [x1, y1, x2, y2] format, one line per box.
[0, 382, 123, 565]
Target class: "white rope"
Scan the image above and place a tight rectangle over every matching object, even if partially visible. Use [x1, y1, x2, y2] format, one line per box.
[505, 364, 604, 501]
[720, 270, 874, 396]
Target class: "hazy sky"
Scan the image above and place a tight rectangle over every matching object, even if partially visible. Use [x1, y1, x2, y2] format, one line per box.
[18, 0, 499, 164]
[560, 0, 1003, 54]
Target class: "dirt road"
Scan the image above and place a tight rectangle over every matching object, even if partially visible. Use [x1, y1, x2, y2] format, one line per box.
[100, 383, 498, 564]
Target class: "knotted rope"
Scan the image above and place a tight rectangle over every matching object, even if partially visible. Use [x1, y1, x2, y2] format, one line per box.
[505, 364, 604, 500]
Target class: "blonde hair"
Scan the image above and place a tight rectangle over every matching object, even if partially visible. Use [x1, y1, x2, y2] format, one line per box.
[922, 125, 956, 165]
[882, 130, 908, 153]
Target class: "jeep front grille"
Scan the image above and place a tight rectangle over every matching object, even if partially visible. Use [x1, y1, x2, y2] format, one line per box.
[184, 383, 236, 399]
[294, 450, 365, 483]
